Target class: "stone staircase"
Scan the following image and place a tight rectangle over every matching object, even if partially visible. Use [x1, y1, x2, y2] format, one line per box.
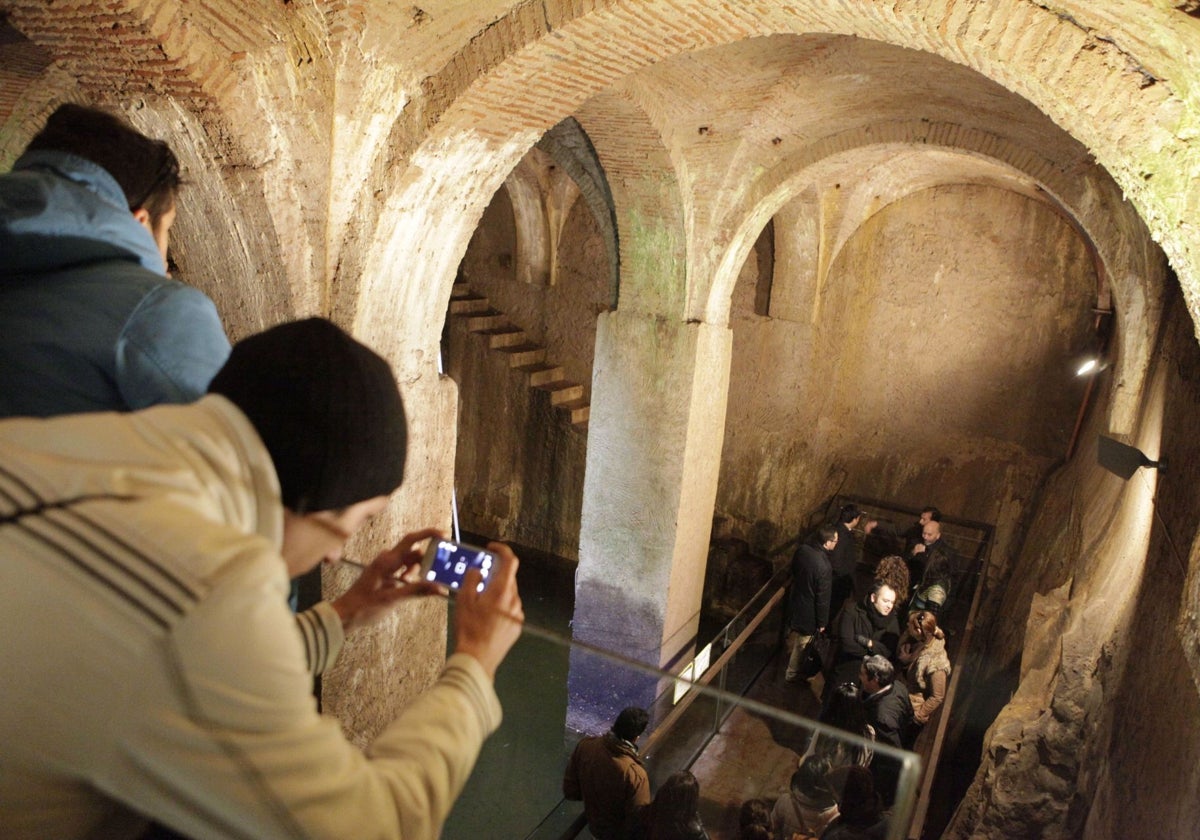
[449, 283, 590, 426]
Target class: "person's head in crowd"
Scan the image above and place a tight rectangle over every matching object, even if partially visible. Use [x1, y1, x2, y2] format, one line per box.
[820, 681, 870, 735]
[921, 519, 942, 545]
[737, 797, 772, 835]
[839, 503, 863, 528]
[859, 654, 895, 695]
[875, 555, 909, 596]
[649, 770, 703, 840]
[868, 579, 897, 617]
[906, 609, 943, 644]
[612, 706, 651, 744]
[24, 103, 182, 266]
[919, 506, 942, 526]
[207, 318, 407, 576]
[818, 524, 838, 552]
[791, 754, 837, 810]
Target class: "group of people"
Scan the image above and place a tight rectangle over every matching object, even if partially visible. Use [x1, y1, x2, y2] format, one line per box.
[738, 682, 894, 839]
[563, 707, 710, 840]
[769, 504, 956, 838]
[0, 105, 524, 839]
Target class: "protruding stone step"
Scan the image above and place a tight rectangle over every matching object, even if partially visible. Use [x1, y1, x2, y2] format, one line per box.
[449, 294, 490, 315]
[481, 325, 527, 348]
[449, 283, 590, 432]
[539, 380, 584, 405]
[561, 398, 590, 425]
[466, 310, 507, 331]
[525, 363, 565, 387]
[500, 343, 547, 368]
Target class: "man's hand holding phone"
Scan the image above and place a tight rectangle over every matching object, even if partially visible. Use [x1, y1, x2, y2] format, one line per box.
[453, 542, 524, 681]
[331, 527, 447, 633]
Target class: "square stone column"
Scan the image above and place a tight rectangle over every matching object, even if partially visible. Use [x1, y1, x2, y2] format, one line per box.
[567, 310, 731, 733]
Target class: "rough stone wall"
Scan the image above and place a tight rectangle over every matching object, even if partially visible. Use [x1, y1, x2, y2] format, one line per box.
[944, 288, 1200, 840]
[450, 182, 606, 559]
[716, 183, 1095, 545]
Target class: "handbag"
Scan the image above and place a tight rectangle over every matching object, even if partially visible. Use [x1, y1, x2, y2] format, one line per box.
[799, 630, 833, 679]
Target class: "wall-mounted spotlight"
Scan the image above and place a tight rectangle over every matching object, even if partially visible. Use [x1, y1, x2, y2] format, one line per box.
[1076, 356, 1108, 377]
[1097, 434, 1167, 480]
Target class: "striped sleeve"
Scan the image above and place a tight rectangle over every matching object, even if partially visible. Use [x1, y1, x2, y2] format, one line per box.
[293, 600, 345, 676]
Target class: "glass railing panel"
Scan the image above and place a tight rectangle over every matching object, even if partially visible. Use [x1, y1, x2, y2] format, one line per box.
[439, 612, 920, 840]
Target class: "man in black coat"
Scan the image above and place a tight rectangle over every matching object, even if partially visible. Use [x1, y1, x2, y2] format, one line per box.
[785, 526, 837, 682]
[910, 519, 956, 615]
[828, 504, 864, 617]
[859, 655, 914, 806]
[828, 580, 900, 691]
[859, 655, 913, 749]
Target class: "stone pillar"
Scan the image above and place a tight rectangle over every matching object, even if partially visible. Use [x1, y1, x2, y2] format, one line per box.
[567, 310, 731, 733]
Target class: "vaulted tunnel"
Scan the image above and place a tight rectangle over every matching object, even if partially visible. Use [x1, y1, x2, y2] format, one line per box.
[3, 2, 1200, 837]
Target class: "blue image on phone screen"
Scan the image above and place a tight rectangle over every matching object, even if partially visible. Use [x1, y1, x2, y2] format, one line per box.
[425, 541, 494, 592]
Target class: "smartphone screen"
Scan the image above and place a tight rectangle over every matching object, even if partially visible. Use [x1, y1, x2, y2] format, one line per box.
[422, 540, 495, 592]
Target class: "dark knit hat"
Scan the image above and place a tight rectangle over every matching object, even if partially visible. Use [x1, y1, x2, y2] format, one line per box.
[208, 318, 407, 512]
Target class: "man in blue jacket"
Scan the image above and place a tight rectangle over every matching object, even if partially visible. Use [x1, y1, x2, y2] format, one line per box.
[0, 103, 230, 417]
[0, 104, 346, 666]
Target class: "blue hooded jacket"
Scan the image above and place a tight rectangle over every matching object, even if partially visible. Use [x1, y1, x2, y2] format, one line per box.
[0, 150, 230, 417]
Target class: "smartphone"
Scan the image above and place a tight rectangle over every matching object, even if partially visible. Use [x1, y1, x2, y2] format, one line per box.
[420, 539, 496, 592]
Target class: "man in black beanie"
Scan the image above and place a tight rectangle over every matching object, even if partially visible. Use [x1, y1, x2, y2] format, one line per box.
[0, 317, 524, 840]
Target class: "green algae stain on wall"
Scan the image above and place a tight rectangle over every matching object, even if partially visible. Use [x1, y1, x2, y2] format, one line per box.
[620, 205, 688, 318]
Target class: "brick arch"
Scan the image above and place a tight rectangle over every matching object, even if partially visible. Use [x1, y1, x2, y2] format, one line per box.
[348, 85, 685, 366]
[340, 0, 1194, 371]
[702, 121, 1163, 431]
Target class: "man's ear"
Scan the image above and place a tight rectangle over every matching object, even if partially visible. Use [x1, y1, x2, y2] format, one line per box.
[131, 207, 152, 231]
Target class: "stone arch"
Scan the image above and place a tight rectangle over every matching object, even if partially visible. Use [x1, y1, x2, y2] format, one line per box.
[338, 0, 1196, 374]
[702, 122, 1164, 433]
[535, 118, 620, 306]
[504, 148, 579, 287]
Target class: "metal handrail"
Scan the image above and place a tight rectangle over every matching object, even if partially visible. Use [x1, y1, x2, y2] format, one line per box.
[547, 492, 984, 840]
[831, 494, 994, 840]
[549, 567, 793, 840]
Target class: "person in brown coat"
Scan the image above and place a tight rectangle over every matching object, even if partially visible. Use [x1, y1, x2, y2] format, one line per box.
[564, 707, 652, 839]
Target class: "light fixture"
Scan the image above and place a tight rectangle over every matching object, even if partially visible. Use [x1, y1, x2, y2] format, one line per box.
[1076, 356, 1107, 376]
[1097, 435, 1167, 480]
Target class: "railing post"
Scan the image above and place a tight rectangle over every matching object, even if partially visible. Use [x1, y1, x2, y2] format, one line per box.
[714, 628, 730, 734]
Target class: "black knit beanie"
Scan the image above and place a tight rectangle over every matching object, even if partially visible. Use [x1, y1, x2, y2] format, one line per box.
[208, 317, 407, 513]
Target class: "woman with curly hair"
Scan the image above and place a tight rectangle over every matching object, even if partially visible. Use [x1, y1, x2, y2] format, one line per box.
[873, 555, 910, 606]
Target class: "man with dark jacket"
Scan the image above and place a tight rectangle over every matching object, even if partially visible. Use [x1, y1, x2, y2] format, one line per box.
[859, 655, 913, 806]
[859, 656, 913, 749]
[828, 504, 864, 615]
[910, 519, 956, 615]
[563, 707, 652, 839]
[829, 580, 900, 691]
[785, 526, 837, 682]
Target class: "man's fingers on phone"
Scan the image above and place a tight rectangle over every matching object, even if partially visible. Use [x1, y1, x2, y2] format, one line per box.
[398, 527, 446, 553]
[483, 542, 523, 617]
